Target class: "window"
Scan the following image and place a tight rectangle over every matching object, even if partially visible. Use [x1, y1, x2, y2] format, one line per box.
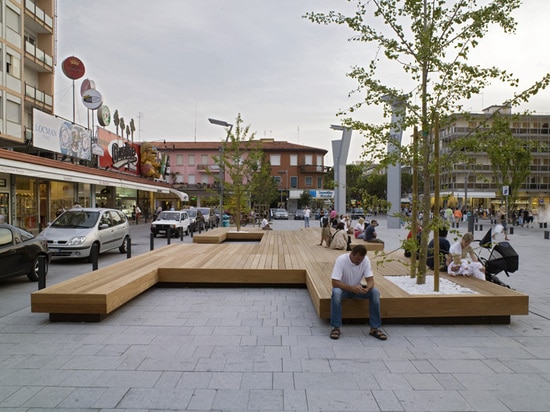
[274, 176, 281, 186]
[176, 154, 183, 166]
[7, 99, 21, 124]
[188, 154, 195, 166]
[270, 154, 281, 166]
[201, 154, 208, 165]
[188, 174, 196, 184]
[305, 176, 312, 186]
[6, 53, 21, 79]
[201, 175, 208, 184]
[317, 177, 323, 189]
[290, 176, 298, 188]
[304, 154, 313, 165]
[316, 155, 323, 166]
[6, 7, 20, 34]
[290, 154, 298, 166]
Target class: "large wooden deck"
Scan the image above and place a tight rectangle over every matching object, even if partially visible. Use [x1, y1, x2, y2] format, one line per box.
[31, 227, 529, 323]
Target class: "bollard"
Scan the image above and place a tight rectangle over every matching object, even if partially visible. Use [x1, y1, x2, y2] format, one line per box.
[91, 243, 99, 271]
[167, 233, 171, 245]
[126, 236, 132, 259]
[38, 255, 47, 290]
[545, 223, 548, 229]
[545, 231, 549, 240]
[479, 224, 483, 231]
[509, 227, 514, 235]
[180, 228, 184, 241]
[150, 232, 154, 251]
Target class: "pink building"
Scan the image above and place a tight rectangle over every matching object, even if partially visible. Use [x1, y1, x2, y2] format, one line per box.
[153, 138, 328, 210]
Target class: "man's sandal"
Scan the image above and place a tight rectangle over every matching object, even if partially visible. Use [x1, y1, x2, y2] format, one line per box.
[330, 327, 341, 340]
[369, 329, 387, 340]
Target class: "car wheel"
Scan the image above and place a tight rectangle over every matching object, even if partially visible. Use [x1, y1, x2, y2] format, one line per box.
[119, 236, 128, 253]
[27, 255, 48, 281]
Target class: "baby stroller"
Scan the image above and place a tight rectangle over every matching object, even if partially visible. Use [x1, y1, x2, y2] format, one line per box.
[475, 229, 519, 288]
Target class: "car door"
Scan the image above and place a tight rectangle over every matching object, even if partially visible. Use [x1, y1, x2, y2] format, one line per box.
[0, 227, 25, 278]
[108, 210, 127, 249]
[96, 210, 116, 252]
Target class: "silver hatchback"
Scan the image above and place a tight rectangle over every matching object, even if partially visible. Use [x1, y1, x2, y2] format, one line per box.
[41, 208, 130, 261]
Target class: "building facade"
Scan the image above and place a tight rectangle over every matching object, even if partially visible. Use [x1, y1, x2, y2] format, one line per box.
[438, 105, 550, 216]
[155, 138, 329, 212]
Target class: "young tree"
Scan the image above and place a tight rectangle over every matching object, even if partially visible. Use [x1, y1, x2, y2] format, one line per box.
[476, 113, 533, 208]
[214, 114, 263, 232]
[250, 161, 279, 215]
[306, 0, 550, 285]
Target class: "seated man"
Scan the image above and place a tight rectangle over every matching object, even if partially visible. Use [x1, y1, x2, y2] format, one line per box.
[261, 214, 272, 230]
[364, 219, 384, 244]
[427, 227, 451, 270]
[330, 244, 387, 341]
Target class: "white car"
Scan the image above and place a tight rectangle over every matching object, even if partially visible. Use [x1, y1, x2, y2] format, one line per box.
[41, 208, 130, 261]
[150, 210, 190, 238]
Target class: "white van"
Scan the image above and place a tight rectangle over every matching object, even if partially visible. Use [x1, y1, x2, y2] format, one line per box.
[150, 210, 190, 238]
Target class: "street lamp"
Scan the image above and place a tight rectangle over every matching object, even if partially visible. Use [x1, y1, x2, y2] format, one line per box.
[208, 118, 233, 215]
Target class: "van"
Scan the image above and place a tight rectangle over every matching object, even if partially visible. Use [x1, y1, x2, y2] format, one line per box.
[150, 210, 190, 238]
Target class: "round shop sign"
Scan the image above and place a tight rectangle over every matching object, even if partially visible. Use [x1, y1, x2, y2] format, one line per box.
[97, 104, 111, 126]
[80, 78, 96, 96]
[62, 56, 85, 80]
[82, 89, 103, 110]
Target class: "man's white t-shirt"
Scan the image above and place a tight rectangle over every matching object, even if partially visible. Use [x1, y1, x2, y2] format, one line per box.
[331, 253, 373, 286]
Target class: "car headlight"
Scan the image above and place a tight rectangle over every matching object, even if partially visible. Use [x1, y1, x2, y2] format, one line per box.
[68, 236, 87, 245]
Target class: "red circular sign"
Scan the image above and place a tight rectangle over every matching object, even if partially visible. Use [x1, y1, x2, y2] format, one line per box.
[62, 56, 85, 80]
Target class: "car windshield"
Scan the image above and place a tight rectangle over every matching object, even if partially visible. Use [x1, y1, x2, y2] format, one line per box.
[157, 211, 181, 221]
[52, 211, 100, 228]
[186, 209, 197, 218]
[197, 208, 209, 216]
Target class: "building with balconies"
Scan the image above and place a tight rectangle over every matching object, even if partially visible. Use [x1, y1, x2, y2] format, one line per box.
[437, 104, 550, 214]
[154, 138, 329, 211]
[0, 0, 55, 148]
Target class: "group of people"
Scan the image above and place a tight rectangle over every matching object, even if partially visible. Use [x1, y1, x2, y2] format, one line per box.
[318, 214, 384, 250]
[405, 226, 486, 280]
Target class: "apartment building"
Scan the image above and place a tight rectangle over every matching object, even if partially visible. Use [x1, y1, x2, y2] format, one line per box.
[438, 105, 550, 214]
[154, 138, 329, 211]
[0, 1, 178, 231]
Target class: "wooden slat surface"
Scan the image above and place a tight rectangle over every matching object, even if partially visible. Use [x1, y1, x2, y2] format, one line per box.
[31, 227, 529, 323]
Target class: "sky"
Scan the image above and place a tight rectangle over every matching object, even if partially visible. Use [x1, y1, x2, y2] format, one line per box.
[55, 0, 550, 166]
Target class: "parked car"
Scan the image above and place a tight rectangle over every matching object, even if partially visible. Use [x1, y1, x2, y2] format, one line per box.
[150, 210, 190, 238]
[41, 208, 130, 261]
[294, 209, 305, 220]
[272, 208, 289, 220]
[0, 224, 50, 281]
[350, 207, 365, 220]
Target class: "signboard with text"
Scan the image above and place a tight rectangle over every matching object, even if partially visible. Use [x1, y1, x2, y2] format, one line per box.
[97, 127, 139, 174]
[33, 109, 91, 161]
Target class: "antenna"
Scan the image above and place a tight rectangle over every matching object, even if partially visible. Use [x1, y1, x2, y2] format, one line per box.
[297, 126, 300, 143]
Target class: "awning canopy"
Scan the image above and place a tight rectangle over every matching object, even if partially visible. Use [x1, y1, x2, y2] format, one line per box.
[440, 191, 496, 199]
[169, 188, 189, 202]
[0, 156, 170, 194]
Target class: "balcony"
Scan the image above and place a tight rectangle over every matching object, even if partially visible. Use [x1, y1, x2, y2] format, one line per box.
[25, 40, 53, 71]
[197, 164, 220, 172]
[25, 83, 53, 110]
[299, 164, 327, 173]
[25, 0, 54, 32]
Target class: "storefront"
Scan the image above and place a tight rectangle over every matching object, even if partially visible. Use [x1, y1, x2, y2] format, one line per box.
[0, 150, 173, 233]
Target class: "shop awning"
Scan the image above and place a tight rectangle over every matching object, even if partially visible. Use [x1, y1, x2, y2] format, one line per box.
[440, 191, 496, 199]
[0, 156, 170, 194]
[169, 188, 189, 202]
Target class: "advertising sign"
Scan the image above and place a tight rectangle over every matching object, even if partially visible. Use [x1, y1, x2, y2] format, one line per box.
[97, 127, 139, 174]
[33, 109, 91, 161]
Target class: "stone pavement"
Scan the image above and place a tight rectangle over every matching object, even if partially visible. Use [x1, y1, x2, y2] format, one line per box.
[0, 216, 549, 411]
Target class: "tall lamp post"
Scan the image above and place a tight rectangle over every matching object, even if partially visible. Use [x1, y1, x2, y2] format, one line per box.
[208, 118, 233, 215]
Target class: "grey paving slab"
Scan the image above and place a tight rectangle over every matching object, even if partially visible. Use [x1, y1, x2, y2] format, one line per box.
[1, 217, 550, 410]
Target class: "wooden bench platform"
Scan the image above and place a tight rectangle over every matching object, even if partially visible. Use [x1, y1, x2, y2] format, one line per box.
[31, 227, 529, 323]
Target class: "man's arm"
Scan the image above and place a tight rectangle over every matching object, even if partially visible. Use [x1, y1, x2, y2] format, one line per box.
[332, 278, 370, 295]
